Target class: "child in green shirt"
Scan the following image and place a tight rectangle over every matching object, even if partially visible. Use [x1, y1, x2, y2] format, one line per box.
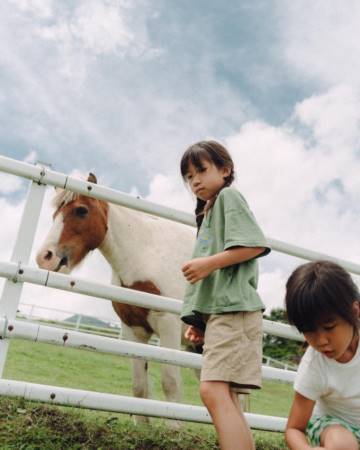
[180, 140, 270, 450]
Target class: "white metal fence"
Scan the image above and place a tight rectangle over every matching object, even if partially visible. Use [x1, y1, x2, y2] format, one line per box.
[18, 302, 122, 338]
[0, 155, 359, 432]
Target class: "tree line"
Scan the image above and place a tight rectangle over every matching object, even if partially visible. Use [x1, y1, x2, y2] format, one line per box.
[263, 308, 305, 365]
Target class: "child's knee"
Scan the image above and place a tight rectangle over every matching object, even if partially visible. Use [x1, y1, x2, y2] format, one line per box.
[199, 381, 212, 404]
[321, 425, 358, 450]
[199, 381, 228, 408]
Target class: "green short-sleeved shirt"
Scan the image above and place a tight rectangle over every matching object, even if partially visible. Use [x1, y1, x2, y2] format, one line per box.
[181, 187, 271, 329]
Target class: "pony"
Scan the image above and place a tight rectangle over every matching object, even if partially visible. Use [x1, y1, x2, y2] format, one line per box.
[36, 174, 196, 425]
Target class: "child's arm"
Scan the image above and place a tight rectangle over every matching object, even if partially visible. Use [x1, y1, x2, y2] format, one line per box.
[285, 392, 323, 450]
[182, 246, 264, 284]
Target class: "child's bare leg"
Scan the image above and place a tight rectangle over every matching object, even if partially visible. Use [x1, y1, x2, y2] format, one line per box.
[320, 424, 358, 450]
[200, 381, 254, 450]
[230, 391, 255, 450]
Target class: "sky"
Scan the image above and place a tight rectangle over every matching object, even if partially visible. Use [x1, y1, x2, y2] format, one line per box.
[1, 0, 360, 323]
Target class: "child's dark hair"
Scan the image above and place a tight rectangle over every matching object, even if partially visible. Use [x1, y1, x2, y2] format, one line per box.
[285, 260, 360, 333]
[180, 140, 235, 230]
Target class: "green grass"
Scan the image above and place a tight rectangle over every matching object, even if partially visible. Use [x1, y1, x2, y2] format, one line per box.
[0, 339, 291, 449]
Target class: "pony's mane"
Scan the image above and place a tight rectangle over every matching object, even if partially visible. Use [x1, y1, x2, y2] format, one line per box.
[52, 189, 79, 209]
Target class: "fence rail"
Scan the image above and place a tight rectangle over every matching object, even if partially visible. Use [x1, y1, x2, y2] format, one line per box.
[0, 379, 287, 431]
[19, 302, 121, 328]
[0, 317, 296, 383]
[0, 260, 304, 342]
[1, 155, 360, 275]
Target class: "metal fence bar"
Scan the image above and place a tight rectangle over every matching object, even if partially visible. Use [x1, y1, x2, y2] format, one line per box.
[0, 379, 287, 431]
[1, 317, 296, 383]
[0, 155, 194, 227]
[0, 178, 46, 376]
[1, 155, 359, 274]
[19, 302, 122, 329]
[0, 260, 303, 341]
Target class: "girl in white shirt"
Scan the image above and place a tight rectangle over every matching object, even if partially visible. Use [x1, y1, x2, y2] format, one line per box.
[284, 260, 360, 450]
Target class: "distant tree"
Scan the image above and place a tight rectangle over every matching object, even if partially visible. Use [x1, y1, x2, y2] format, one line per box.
[263, 308, 305, 365]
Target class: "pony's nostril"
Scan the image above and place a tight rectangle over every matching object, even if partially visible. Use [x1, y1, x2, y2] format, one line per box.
[44, 250, 53, 260]
[59, 256, 68, 267]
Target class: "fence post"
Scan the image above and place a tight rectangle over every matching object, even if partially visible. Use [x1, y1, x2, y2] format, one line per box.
[75, 315, 82, 331]
[0, 177, 46, 376]
[28, 304, 35, 320]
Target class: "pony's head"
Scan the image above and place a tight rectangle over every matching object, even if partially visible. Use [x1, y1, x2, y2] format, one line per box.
[36, 173, 109, 273]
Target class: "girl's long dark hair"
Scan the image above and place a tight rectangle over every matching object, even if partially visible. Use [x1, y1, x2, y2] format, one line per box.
[180, 140, 235, 231]
[285, 260, 360, 333]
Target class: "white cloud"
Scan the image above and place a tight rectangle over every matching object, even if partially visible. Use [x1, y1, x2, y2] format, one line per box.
[278, 1, 360, 86]
[0, 174, 24, 195]
[258, 269, 287, 313]
[9, 0, 55, 19]
[145, 173, 193, 213]
[37, 1, 136, 56]
[294, 85, 360, 149]
[23, 150, 38, 164]
[0, 0, 251, 185]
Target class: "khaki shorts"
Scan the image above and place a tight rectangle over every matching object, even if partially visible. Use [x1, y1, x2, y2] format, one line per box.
[200, 311, 263, 393]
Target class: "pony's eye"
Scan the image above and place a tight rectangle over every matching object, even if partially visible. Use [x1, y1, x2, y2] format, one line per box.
[74, 206, 89, 217]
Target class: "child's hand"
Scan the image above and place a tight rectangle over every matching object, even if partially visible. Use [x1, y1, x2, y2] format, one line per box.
[181, 257, 215, 284]
[184, 326, 204, 345]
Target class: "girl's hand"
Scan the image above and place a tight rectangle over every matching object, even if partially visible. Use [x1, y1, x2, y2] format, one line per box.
[181, 257, 215, 284]
[184, 326, 204, 345]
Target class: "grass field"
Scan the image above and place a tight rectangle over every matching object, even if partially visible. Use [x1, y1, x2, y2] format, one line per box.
[0, 338, 293, 449]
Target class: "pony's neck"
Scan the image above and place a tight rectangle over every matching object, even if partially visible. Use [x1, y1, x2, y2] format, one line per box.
[99, 203, 135, 276]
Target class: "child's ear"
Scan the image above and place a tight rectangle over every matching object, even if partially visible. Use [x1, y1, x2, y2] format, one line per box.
[222, 167, 231, 178]
[353, 301, 360, 317]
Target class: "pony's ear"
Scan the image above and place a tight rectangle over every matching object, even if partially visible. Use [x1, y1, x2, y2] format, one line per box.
[87, 173, 97, 184]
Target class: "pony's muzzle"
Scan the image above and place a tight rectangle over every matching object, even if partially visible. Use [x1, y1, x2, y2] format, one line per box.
[36, 246, 69, 272]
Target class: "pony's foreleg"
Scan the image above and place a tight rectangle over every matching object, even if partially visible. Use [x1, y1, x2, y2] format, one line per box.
[151, 312, 182, 402]
[121, 322, 152, 425]
[149, 311, 182, 428]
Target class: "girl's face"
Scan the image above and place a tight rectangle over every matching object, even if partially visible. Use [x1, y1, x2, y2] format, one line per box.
[185, 159, 231, 201]
[303, 303, 360, 363]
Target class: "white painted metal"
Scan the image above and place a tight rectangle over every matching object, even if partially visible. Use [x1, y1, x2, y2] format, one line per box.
[0, 260, 303, 341]
[263, 356, 297, 372]
[19, 302, 121, 329]
[0, 318, 296, 383]
[0, 379, 287, 431]
[0, 156, 47, 183]
[270, 237, 360, 275]
[263, 319, 304, 342]
[0, 261, 181, 312]
[0, 155, 195, 227]
[0, 179, 46, 375]
[1, 155, 360, 274]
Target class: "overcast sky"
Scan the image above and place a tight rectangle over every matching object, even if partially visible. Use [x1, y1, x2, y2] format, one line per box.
[1, 0, 360, 322]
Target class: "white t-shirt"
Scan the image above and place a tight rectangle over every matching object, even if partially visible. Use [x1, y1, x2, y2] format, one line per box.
[294, 342, 360, 427]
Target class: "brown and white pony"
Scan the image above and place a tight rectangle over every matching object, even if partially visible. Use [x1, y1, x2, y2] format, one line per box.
[36, 174, 196, 425]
